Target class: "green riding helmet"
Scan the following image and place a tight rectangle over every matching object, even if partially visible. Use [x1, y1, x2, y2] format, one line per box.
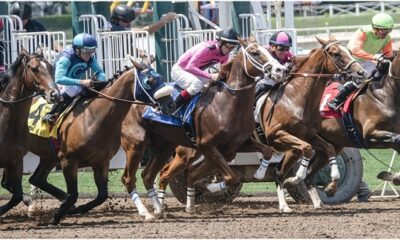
[372, 12, 394, 29]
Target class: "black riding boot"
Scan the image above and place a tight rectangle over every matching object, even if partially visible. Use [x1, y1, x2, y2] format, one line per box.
[327, 82, 358, 111]
[174, 93, 191, 110]
[43, 93, 73, 124]
[255, 82, 272, 100]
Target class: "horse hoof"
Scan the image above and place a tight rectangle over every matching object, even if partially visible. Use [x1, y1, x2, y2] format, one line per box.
[283, 177, 300, 189]
[324, 183, 337, 197]
[185, 207, 195, 213]
[279, 207, 292, 213]
[377, 171, 394, 181]
[22, 195, 33, 207]
[27, 204, 40, 218]
[144, 214, 155, 222]
[392, 173, 400, 186]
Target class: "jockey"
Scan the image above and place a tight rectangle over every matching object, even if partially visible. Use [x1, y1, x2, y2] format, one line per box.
[43, 33, 106, 124]
[254, 31, 294, 99]
[10, 2, 46, 32]
[327, 12, 394, 110]
[108, 4, 176, 34]
[171, 28, 240, 109]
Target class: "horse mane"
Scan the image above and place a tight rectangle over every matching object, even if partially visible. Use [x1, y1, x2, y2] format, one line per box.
[108, 65, 134, 84]
[0, 54, 24, 92]
[218, 60, 233, 81]
[290, 48, 317, 74]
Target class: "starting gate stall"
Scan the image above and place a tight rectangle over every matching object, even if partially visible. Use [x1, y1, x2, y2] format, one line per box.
[79, 14, 153, 79]
[0, 15, 23, 69]
[0, 15, 66, 67]
[163, 14, 218, 82]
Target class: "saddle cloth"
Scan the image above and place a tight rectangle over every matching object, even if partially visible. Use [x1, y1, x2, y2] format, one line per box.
[319, 82, 355, 119]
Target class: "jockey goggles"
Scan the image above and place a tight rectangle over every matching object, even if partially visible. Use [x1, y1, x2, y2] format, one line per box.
[276, 46, 290, 52]
[374, 27, 392, 34]
[80, 48, 96, 54]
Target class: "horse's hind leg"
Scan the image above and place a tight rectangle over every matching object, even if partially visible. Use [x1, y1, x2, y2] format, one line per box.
[158, 147, 200, 206]
[69, 164, 109, 215]
[121, 139, 153, 220]
[53, 160, 79, 225]
[0, 159, 24, 215]
[141, 141, 175, 216]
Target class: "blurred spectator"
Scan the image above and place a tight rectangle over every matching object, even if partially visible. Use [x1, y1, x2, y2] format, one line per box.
[10, 2, 46, 32]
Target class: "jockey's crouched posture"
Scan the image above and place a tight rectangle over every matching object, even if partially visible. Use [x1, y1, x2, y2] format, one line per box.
[171, 28, 240, 109]
[327, 12, 394, 110]
[43, 33, 106, 124]
[254, 31, 294, 100]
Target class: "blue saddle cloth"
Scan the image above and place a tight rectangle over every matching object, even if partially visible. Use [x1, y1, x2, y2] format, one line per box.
[142, 86, 201, 128]
[134, 69, 165, 103]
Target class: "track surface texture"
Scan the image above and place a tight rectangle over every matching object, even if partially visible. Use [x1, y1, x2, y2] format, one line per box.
[1, 195, 399, 238]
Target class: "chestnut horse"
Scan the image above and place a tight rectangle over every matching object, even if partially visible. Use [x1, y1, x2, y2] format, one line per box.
[156, 35, 367, 213]
[119, 41, 285, 220]
[307, 51, 400, 194]
[27, 61, 173, 225]
[0, 47, 59, 216]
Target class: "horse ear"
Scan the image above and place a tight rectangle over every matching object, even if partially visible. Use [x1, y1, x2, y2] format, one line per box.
[248, 35, 257, 44]
[19, 47, 29, 57]
[329, 34, 337, 42]
[129, 56, 146, 72]
[315, 35, 327, 46]
[35, 46, 44, 57]
[238, 36, 247, 47]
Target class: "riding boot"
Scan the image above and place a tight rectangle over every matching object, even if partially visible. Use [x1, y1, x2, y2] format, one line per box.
[175, 89, 192, 110]
[255, 82, 272, 100]
[43, 93, 73, 124]
[327, 82, 358, 111]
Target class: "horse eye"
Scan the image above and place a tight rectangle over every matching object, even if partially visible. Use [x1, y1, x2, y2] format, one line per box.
[252, 50, 260, 56]
[31, 67, 39, 73]
[333, 52, 341, 58]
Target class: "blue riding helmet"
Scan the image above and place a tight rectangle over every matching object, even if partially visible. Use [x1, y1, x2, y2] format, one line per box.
[72, 33, 98, 50]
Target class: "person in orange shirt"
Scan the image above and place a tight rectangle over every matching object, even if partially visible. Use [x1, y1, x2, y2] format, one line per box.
[327, 12, 393, 110]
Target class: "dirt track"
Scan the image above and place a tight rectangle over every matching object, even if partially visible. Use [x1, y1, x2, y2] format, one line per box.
[1, 195, 400, 238]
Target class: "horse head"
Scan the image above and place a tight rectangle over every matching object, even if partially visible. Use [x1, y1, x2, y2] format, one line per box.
[239, 39, 287, 83]
[20, 47, 60, 103]
[316, 34, 366, 81]
[130, 58, 175, 114]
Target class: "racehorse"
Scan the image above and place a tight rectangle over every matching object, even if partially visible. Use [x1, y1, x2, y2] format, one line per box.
[306, 50, 400, 194]
[119, 40, 285, 219]
[0, 47, 59, 216]
[27, 60, 174, 225]
[156, 35, 367, 213]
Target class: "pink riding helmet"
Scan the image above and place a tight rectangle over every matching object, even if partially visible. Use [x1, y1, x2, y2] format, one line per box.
[269, 31, 293, 47]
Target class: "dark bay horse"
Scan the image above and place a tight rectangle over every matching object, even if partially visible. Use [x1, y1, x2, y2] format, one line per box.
[120, 41, 284, 219]
[27, 61, 173, 225]
[0, 47, 59, 216]
[156, 36, 367, 213]
[306, 50, 400, 194]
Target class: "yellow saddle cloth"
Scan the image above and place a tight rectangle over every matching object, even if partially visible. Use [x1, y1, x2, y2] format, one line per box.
[28, 98, 71, 139]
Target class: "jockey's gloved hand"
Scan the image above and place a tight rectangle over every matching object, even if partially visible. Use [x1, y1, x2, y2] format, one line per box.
[374, 54, 384, 62]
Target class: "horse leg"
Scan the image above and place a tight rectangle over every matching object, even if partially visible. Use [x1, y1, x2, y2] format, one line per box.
[308, 135, 339, 198]
[272, 130, 313, 188]
[52, 160, 79, 225]
[276, 181, 292, 213]
[141, 141, 175, 216]
[158, 147, 200, 206]
[28, 158, 66, 216]
[69, 165, 109, 215]
[198, 145, 238, 187]
[120, 140, 153, 221]
[185, 160, 216, 213]
[0, 161, 23, 216]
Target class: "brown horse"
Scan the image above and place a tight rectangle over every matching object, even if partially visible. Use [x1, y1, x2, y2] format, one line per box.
[0, 47, 59, 216]
[306, 50, 400, 195]
[27, 61, 173, 225]
[120, 41, 284, 219]
[156, 35, 367, 213]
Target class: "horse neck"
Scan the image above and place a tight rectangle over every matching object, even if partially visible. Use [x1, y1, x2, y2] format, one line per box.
[0, 62, 33, 142]
[291, 48, 330, 104]
[83, 70, 135, 128]
[378, 59, 400, 105]
[226, 53, 256, 89]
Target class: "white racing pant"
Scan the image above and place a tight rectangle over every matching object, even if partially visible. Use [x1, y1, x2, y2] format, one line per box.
[58, 85, 83, 98]
[171, 64, 210, 96]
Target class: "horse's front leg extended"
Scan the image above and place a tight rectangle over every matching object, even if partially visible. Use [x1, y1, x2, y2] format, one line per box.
[308, 134, 339, 200]
[366, 130, 400, 151]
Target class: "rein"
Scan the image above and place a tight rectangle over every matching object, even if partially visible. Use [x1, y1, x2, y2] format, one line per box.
[87, 87, 156, 107]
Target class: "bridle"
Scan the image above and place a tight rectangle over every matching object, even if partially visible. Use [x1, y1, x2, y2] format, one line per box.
[0, 55, 45, 104]
[290, 41, 358, 80]
[241, 45, 275, 79]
